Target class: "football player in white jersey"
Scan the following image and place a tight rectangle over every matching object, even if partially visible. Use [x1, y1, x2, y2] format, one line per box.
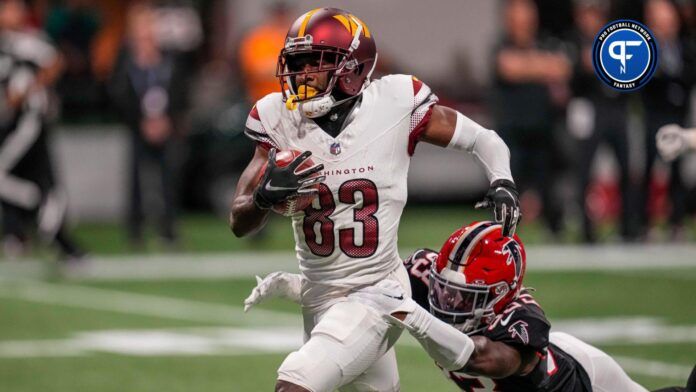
[229, 7, 520, 392]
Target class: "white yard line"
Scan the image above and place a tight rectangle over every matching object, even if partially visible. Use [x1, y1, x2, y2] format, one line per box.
[0, 277, 300, 326]
[1, 244, 695, 281]
[615, 356, 694, 381]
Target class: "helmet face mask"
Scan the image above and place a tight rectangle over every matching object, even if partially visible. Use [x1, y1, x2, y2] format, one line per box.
[429, 267, 510, 335]
[277, 47, 348, 100]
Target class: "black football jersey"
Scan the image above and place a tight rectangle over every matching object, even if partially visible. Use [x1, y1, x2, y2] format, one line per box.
[403, 249, 592, 392]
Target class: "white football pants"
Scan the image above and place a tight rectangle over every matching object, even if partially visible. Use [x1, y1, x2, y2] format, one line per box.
[277, 266, 411, 392]
[550, 332, 648, 392]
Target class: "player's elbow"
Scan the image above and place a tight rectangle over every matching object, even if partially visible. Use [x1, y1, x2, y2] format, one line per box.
[229, 218, 243, 238]
[465, 357, 518, 379]
[483, 129, 509, 153]
[463, 337, 519, 379]
[229, 213, 249, 238]
[228, 205, 246, 237]
[229, 203, 267, 238]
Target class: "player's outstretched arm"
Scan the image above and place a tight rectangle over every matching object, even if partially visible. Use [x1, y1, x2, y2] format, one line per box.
[420, 105, 520, 236]
[349, 280, 474, 371]
[463, 335, 537, 378]
[350, 280, 537, 376]
[229, 145, 272, 237]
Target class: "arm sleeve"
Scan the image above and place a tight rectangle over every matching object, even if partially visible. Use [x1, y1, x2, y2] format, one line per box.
[447, 111, 513, 183]
[396, 303, 475, 371]
[244, 105, 279, 151]
[407, 76, 439, 155]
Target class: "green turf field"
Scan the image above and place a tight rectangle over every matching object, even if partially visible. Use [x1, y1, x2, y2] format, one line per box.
[1, 264, 694, 391]
[1, 208, 695, 391]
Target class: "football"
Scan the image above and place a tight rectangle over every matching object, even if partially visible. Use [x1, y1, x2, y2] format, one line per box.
[258, 149, 320, 216]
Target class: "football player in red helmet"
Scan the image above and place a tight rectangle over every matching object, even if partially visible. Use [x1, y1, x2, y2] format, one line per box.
[246, 221, 695, 391]
[351, 221, 695, 392]
[230, 7, 521, 392]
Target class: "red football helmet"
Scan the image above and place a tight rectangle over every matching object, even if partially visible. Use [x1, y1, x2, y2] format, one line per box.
[429, 221, 526, 334]
[276, 8, 377, 104]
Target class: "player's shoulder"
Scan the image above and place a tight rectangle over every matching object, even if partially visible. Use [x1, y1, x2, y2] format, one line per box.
[250, 92, 286, 120]
[368, 74, 430, 98]
[482, 290, 550, 350]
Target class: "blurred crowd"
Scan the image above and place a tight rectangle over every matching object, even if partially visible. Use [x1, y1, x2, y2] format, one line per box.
[0, 0, 695, 260]
[493, 0, 696, 243]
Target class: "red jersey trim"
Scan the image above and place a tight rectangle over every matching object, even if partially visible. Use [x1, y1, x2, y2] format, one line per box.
[408, 105, 433, 156]
[257, 141, 273, 151]
[249, 105, 261, 121]
[412, 76, 423, 96]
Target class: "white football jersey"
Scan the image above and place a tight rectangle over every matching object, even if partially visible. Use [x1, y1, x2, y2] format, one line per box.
[245, 74, 437, 288]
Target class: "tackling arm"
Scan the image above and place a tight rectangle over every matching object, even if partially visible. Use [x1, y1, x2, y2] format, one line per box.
[228, 145, 271, 237]
[464, 335, 538, 378]
[390, 307, 536, 377]
[351, 280, 537, 377]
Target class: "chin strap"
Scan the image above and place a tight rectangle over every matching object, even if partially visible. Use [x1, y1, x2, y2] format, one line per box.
[287, 84, 360, 119]
[285, 84, 338, 118]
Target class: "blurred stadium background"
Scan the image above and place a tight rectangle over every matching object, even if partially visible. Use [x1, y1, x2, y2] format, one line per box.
[1, 0, 695, 390]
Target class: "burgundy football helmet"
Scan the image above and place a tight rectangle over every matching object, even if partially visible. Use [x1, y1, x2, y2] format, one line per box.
[429, 221, 527, 334]
[276, 8, 377, 106]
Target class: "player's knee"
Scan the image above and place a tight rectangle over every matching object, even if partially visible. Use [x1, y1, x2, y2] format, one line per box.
[275, 379, 312, 392]
[278, 347, 341, 392]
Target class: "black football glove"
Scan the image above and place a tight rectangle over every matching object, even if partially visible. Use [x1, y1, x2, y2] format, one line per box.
[475, 179, 521, 237]
[253, 148, 325, 210]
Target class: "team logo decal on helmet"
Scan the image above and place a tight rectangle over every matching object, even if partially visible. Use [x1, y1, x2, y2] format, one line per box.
[502, 238, 523, 289]
[276, 8, 378, 118]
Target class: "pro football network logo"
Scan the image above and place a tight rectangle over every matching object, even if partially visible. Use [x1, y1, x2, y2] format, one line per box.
[592, 20, 658, 91]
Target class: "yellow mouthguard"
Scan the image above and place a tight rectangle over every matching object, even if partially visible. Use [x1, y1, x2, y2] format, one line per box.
[285, 85, 318, 110]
